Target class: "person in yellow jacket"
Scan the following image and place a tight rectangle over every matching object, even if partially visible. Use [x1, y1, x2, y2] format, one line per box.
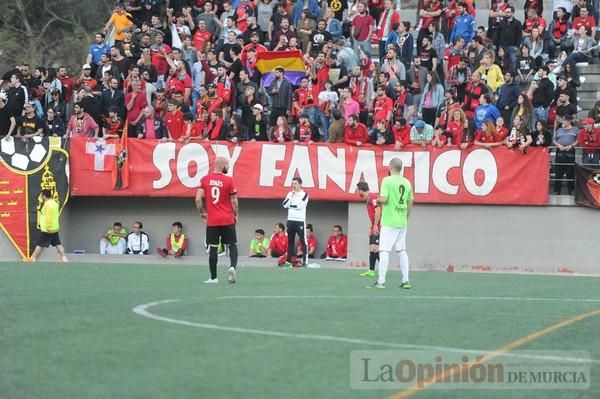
[27, 189, 68, 263]
[476, 51, 505, 93]
[156, 222, 189, 258]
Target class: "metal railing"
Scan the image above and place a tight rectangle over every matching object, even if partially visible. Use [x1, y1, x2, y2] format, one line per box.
[548, 146, 600, 196]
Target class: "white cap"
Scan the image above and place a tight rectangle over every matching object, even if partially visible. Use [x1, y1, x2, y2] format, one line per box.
[252, 104, 263, 112]
[82, 64, 92, 69]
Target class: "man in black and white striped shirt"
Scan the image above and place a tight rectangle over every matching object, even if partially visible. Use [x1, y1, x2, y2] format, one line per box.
[282, 177, 309, 267]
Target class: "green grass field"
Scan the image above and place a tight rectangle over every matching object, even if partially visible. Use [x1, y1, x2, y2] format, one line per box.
[2, 262, 599, 399]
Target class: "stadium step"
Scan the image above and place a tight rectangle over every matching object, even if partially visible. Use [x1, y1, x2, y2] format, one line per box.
[577, 74, 600, 84]
[578, 99, 599, 111]
[577, 91, 600, 101]
[577, 84, 600, 93]
[577, 111, 589, 120]
[576, 63, 600, 74]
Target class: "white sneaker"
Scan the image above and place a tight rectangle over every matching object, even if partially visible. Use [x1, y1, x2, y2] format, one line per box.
[204, 278, 218, 284]
[367, 282, 385, 289]
[228, 267, 237, 284]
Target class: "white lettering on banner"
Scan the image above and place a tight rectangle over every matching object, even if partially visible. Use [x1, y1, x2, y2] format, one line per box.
[259, 144, 286, 187]
[153, 142, 176, 189]
[211, 144, 242, 176]
[349, 150, 379, 194]
[463, 149, 497, 196]
[150, 143, 499, 196]
[177, 143, 209, 188]
[284, 145, 315, 187]
[432, 150, 461, 195]
[317, 146, 346, 190]
[413, 151, 430, 193]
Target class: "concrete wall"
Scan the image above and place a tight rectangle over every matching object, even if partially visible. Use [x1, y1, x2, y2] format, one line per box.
[2, 197, 598, 275]
[62, 197, 348, 258]
[347, 203, 600, 275]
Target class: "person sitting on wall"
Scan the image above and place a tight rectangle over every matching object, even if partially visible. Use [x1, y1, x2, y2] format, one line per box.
[126, 221, 150, 255]
[297, 223, 317, 259]
[249, 228, 270, 258]
[267, 222, 288, 265]
[321, 224, 347, 260]
[100, 222, 127, 255]
[156, 221, 188, 258]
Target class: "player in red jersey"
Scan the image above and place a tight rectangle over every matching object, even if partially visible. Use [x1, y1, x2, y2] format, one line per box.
[196, 157, 239, 284]
[357, 182, 381, 277]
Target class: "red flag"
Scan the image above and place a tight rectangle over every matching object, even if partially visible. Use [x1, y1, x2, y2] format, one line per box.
[112, 125, 129, 189]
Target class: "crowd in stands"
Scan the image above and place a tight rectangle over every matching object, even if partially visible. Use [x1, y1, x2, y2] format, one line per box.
[0, 0, 600, 194]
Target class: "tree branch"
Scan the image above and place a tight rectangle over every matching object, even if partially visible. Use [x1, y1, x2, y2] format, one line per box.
[43, 0, 88, 34]
[15, 0, 34, 37]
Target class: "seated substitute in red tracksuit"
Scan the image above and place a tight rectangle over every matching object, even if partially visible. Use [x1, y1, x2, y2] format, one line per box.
[322, 225, 348, 260]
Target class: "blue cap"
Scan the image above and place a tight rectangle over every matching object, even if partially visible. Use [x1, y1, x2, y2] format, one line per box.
[415, 120, 425, 129]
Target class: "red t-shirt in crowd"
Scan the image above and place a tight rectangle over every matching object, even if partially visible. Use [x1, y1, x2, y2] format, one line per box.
[167, 74, 192, 97]
[165, 109, 185, 139]
[344, 122, 369, 145]
[124, 91, 148, 124]
[269, 233, 288, 255]
[58, 76, 75, 102]
[445, 121, 463, 145]
[393, 124, 411, 145]
[475, 130, 506, 143]
[150, 44, 172, 75]
[193, 30, 212, 51]
[352, 14, 374, 41]
[199, 172, 237, 227]
[373, 96, 393, 123]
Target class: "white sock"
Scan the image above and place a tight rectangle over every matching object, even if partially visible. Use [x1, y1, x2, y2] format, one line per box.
[378, 251, 389, 285]
[398, 250, 409, 283]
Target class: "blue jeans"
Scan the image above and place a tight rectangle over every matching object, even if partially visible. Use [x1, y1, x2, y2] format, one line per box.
[502, 46, 518, 73]
[304, 106, 330, 140]
[353, 39, 371, 57]
[582, 151, 600, 166]
[320, 112, 330, 141]
[563, 52, 591, 67]
[534, 106, 548, 125]
[191, 89, 201, 116]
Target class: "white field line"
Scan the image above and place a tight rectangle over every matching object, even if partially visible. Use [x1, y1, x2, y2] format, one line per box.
[132, 298, 600, 365]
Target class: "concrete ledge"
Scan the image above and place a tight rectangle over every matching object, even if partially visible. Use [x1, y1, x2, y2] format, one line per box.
[5, 253, 599, 277]
[16, 253, 350, 269]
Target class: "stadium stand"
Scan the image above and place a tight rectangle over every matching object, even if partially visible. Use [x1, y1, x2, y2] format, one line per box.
[0, 0, 599, 192]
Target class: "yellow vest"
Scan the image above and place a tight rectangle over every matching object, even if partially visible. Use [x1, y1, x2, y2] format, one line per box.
[40, 199, 59, 233]
[170, 233, 186, 252]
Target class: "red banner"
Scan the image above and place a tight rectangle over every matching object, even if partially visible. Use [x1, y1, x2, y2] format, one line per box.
[69, 138, 550, 205]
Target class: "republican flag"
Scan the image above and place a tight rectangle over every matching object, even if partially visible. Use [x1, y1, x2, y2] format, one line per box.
[256, 50, 307, 87]
[84, 138, 116, 171]
[112, 125, 129, 189]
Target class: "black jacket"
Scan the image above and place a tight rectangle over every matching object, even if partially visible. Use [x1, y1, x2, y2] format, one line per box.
[497, 18, 523, 47]
[369, 127, 394, 145]
[532, 78, 554, 108]
[101, 89, 125, 118]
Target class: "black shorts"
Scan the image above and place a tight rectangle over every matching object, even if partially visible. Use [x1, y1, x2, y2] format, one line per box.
[369, 233, 380, 246]
[37, 232, 61, 248]
[206, 224, 237, 246]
